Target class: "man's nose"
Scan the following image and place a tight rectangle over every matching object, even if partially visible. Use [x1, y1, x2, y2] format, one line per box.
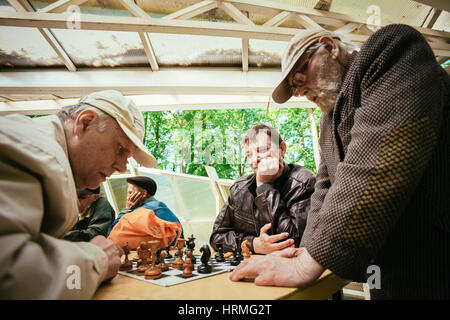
[114, 158, 128, 173]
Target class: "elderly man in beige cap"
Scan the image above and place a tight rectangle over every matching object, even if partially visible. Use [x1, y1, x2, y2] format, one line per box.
[0, 90, 156, 299]
[231, 24, 450, 299]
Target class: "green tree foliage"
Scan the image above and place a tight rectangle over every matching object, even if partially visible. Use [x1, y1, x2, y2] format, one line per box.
[142, 107, 321, 180]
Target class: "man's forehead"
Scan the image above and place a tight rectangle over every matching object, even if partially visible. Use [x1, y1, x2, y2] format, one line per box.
[245, 133, 276, 148]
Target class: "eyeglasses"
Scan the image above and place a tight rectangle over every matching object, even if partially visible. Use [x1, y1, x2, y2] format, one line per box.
[287, 44, 320, 96]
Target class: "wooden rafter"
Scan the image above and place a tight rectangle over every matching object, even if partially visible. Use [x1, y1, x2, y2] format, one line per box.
[1, 9, 448, 56]
[119, 0, 159, 71]
[421, 7, 442, 29]
[161, 0, 218, 21]
[218, 1, 253, 72]
[6, 0, 77, 72]
[38, 0, 89, 13]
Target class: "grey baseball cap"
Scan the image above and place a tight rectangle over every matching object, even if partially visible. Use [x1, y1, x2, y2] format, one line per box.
[272, 29, 341, 104]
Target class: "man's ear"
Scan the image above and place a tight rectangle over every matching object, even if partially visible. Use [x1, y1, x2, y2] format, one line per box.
[280, 141, 287, 158]
[318, 36, 340, 60]
[73, 109, 97, 137]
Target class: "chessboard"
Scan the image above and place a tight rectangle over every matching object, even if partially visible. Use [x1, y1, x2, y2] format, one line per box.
[118, 254, 235, 287]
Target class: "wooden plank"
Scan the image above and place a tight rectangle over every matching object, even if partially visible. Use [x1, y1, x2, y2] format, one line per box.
[6, 0, 77, 72]
[263, 11, 292, 27]
[335, 22, 361, 33]
[119, 0, 152, 21]
[119, 0, 159, 71]
[219, 1, 254, 26]
[161, 0, 218, 20]
[293, 14, 323, 30]
[307, 108, 320, 171]
[228, 0, 450, 39]
[38, 0, 89, 13]
[138, 32, 159, 71]
[242, 38, 248, 72]
[422, 8, 442, 29]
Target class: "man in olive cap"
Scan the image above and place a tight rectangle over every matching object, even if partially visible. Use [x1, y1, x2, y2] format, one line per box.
[108, 176, 184, 244]
[0, 90, 157, 299]
[231, 25, 450, 299]
[64, 187, 116, 242]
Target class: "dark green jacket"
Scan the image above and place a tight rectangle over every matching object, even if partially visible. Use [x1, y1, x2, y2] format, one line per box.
[64, 197, 116, 241]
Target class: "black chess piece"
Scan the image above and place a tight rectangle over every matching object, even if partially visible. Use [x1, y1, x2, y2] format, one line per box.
[230, 246, 241, 266]
[187, 234, 196, 251]
[235, 235, 244, 261]
[197, 245, 212, 273]
[165, 245, 173, 259]
[215, 243, 225, 262]
[155, 248, 162, 265]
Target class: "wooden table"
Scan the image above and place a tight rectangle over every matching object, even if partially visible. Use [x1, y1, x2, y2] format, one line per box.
[93, 268, 349, 300]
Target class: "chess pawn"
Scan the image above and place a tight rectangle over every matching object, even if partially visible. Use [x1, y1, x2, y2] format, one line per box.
[144, 240, 162, 280]
[165, 245, 173, 259]
[182, 256, 194, 278]
[172, 238, 186, 270]
[235, 235, 244, 261]
[241, 239, 252, 259]
[185, 248, 196, 264]
[230, 246, 241, 266]
[137, 241, 151, 275]
[157, 250, 169, 272]
[120, 242, 133, 271]
[215, 243, 225, 262]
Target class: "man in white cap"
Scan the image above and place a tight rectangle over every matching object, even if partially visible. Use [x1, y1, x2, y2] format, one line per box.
[0, 90, 157, 299]
[231, 24, 449, 299]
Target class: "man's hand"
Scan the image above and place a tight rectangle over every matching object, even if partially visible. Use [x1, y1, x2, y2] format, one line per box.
[89, 235, 123, 282]
[229, 247, 324, 288]
[256, 157, 283, 186]
[253, 223, 294, 254]
[126, 191, 145, 210]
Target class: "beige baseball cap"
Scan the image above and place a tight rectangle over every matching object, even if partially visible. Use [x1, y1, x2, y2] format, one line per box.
[79, 90, 157, 168]
[272, 29, 341, 104]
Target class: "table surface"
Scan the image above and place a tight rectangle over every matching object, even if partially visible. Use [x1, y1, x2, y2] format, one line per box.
[93, 251, 349, 300]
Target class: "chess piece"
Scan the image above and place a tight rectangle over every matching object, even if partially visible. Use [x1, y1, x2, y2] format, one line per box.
[235, 235, 244, 261]
[157, 250, 169, 272]
[185, 248, 196, 264]
[120, 242, 133, 271]
[197, 245, 212, 273]
[144, 240, 162, 280]
[215, 243, 225, 262]
[241, 239, 252, 259]
[165, 245, 173, 259]
[187, 234, 196, 251]
[182, 251, 195, 278]
[136, 241, 151, 275]
[155, 248, 162, 265]
[172, 238, 186, 270]
[230, 246, 241, 266]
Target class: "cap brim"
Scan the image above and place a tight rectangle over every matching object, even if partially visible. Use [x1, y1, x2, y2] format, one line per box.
[271, 50, 305, 104]
[272, 78, 292, 104]
[118, 123, 157, 168]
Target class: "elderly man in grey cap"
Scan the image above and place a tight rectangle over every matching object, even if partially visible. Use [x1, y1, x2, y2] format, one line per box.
[0, 90, 156, 299]
[231, 24, 450, 299]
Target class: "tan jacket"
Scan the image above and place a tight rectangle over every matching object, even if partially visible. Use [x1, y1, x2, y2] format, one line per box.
[0, 114, 108, 299]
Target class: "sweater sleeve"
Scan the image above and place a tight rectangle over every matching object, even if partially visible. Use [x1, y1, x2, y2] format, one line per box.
[303, 24, 447, 280]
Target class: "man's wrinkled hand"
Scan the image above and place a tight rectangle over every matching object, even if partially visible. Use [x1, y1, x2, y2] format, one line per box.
[90, 235, 123, 282]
